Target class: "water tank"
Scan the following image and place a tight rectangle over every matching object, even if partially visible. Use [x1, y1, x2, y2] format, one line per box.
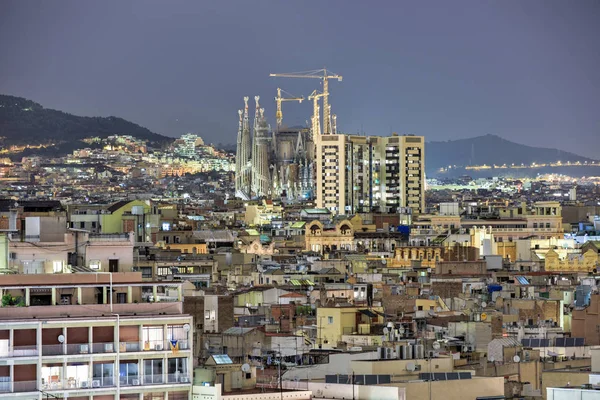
[401, 345, 409, 360]
[407, 344, 414, 360]
[414, 344, 425, 359]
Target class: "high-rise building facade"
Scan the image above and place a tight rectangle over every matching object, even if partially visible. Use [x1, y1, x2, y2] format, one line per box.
[315, 133, 425, 215]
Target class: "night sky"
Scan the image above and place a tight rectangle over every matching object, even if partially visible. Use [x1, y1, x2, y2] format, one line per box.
[1, 1, 599, 157]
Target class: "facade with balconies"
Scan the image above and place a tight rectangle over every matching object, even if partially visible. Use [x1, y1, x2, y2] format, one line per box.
[0, 273, 193, 400]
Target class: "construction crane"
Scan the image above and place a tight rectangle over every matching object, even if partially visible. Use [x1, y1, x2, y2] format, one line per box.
[274, 88, 304, 129]
[269, 69, 342, 134]
[308, 90, 325, 137]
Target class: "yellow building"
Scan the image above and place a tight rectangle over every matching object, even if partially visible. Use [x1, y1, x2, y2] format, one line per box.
[244, 200, 282, 226]
[305, 219, 354, 253]
[316, 306, 384, 348]
[392, 246, 443, 268]
[545, 248, 597, 272]
[157, 242, 208, 254]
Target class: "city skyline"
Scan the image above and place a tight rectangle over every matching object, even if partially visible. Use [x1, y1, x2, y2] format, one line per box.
[1, 1, 599, 158]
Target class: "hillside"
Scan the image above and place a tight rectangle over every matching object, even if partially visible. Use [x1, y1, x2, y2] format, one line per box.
[426, 134, 594, 173]
[0, 94, 169, 145]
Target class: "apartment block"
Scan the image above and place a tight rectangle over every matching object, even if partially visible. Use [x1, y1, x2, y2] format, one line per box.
[315, 133, 425, 215]
[0, 273, 193, 400]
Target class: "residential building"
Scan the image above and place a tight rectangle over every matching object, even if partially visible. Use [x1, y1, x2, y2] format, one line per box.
[0, 273, 193, 400]
[314, 133, 425, 215]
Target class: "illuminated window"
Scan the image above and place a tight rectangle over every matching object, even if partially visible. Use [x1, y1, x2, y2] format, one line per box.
[53, 261, 63, 273]
[90, 260, 101, 270]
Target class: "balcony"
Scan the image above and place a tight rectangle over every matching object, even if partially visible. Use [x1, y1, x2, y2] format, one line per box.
[6, 345, 38, 357]
[40, 377, 116, 390]
[143, 339, 190, 352]
[142, 374, 190, 385]
[0, 379, 39, 393]
[89, 233, 130, 242]
[0, 302, 184, 319]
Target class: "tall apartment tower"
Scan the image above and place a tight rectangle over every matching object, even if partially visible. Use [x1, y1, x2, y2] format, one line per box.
[315, 133, 425, 215]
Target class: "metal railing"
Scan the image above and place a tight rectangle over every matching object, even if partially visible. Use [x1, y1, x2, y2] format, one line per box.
[42, 344, 64, 356]
[142, 339, 190, 351]
[14, 380, 38, 393]
[10, 345, 38, 357]
[92, 341, 116, 354]
[141, 374, 190, 385]
[41, 377, 116, 390]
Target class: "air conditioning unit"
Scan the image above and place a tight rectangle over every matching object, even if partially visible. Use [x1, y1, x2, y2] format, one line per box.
[80, 381, 89, 388]
[180, 376, 190, 383]
[104, 343, 114, 352]
[80, 344, 89, 354]
[155, 343, 163, 351]
[385, 348, 393, 359]
[132, 379, 140, 386]
[92, 380, 100, 388]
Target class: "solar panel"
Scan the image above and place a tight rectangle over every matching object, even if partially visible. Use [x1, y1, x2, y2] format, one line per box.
[458, 372, 472, 380]
[566, 338, 576, 347]
[378, 375, 391, 384]
[447, 372, 460, 380]
[555, 338, 565, 347]
[521, 339, 530, 346]
[434, 373, 447, 381]
[365, 375, 378, 385]
[531, 339, 540, 347]
[212, 354, 233, 365]
[325, 375, 338, 384]
[575, 338, 585, 346]
[419, 373, 433, 380]
[354, 375, 365, 385]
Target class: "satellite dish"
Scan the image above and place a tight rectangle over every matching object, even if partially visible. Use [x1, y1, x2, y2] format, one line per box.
[513, 355, 521, 363]
[481, 301, 487, 308]
[308, 286, 314, 292]
[406, 362, 416, 372]
[481, 313, 487, 321]
[387, 322, 394, 328]
[57, 335, 65, 343]
[432, 342, 441, 350]
[183, 323, 191, 332]
[241, 363, 251, 373]
[399, 327, 406, 334]
[204, 342, 210, 350]
[383, 327, 389, 334]
[489, 356, 495, 363]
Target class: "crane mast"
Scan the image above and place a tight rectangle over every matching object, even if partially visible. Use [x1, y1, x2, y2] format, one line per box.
[274, 88, 304, 129]
[308, 90, 325, 137]
[269, 69, 342, 135]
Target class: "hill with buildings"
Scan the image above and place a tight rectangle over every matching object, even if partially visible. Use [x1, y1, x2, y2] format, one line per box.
[426, 134, 595, 173]
[0, 94, 169, 145]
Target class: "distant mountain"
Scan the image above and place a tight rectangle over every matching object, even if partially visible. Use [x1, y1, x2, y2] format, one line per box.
[426, 134, 595, 173]
[0, 94, 169, 145]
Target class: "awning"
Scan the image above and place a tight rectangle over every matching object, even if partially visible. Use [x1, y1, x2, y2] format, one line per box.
[30, 288, 51, 294]
[289, 279, 315, 286]
[374, 310, 394, 318]
[359, 309, 378, 318]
